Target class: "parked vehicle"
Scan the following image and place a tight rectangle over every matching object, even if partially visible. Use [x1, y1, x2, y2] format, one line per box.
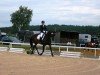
[0, 35, 6, 41]
[0, 32, 7, 41]
[1, 36, 21, 43]
[79, 34, 91, 47]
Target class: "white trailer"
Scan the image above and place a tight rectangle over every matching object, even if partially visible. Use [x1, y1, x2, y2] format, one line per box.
[79, 34, 91, 43]
[79, 34, 91, 47]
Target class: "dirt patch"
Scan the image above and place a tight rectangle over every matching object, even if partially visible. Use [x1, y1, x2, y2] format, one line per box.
[0, 52, 100, 75]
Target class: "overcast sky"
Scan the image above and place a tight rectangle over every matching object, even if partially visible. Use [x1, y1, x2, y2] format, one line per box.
[0, 0, 100, 27]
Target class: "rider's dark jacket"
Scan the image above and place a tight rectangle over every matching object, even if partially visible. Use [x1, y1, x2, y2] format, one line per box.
[40, 25, 47, 32]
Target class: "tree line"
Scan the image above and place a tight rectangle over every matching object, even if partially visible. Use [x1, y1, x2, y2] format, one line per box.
[30, 24, 100, 35]
[0, 25, 100, 36]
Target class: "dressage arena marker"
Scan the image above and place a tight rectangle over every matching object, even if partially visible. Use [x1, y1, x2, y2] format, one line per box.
[9, 48, 25, 53]
[60, 51, 81, 58]
[98, 56, 100, 60]
[0, 47, 8, 51]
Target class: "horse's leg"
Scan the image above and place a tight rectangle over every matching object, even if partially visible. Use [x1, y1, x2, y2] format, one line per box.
[49, 45, 54, 57]
[39, 45, 45, 55]
[30, 38, 35, 54]
[30, 45, 35, 54]
[34, 45, 40, 55]
[30, 42, 35, 54]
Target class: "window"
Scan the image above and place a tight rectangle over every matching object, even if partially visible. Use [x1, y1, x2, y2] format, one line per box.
[85, 36, 88, 38]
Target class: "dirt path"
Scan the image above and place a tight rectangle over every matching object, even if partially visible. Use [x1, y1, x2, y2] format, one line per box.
[0, 52, 100, 75]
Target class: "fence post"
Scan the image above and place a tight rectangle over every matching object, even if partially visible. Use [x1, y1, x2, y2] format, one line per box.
[59, 47, 60, 52]
[94, 49, 97, 57]
[9, 43, 12, 49]
[67, 46, 68, 52]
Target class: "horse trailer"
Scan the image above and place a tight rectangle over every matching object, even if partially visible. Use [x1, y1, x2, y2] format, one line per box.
[79, 34, 91, 46]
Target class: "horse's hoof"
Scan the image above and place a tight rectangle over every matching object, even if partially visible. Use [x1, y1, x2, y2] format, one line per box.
[27, 50, 34, 54]
[39, 54, 42, 56]
[52, 55, 54, 57]
[26, 51, 31, 54]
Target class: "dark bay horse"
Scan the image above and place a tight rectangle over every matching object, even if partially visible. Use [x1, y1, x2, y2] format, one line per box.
[29, 31, 55, 57]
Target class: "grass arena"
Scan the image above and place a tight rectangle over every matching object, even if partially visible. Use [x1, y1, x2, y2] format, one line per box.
[0, 51, 100, 75]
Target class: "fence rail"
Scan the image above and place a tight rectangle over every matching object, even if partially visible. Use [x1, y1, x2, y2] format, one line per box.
[0, 42, 100, 57]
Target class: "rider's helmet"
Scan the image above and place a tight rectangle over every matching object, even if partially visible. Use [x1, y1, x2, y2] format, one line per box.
[41, 20, 45, 23]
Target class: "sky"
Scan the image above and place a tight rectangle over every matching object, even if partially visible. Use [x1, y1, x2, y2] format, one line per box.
[0, 0, 100, 27]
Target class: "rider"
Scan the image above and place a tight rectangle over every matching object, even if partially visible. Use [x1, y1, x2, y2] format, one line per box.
[39, 20, 47, 42]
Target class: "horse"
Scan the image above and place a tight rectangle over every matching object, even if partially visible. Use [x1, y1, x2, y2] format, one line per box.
[85, 42, 96, 48]
[85, 40, 99, 48]
[29, 31, 55, 57]
[84, 41, 99, 52]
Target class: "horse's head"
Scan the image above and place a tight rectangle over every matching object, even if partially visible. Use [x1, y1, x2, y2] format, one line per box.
[46, 31, 55, 37]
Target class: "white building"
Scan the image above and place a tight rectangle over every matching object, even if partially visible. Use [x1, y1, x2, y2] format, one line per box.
[33, 31, 40, 34]
[79, 34, 91, 43]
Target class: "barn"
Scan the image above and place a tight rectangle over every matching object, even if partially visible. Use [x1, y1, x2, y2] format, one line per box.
[52, 31, 79, 45]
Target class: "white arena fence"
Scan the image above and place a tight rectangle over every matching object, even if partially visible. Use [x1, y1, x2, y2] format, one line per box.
[0, 42, 100, 57]
[60, 51, 81, 58]
[9, 48, 25, 53]
[0, 42, 26, 53]
[52, 45, 100, 57]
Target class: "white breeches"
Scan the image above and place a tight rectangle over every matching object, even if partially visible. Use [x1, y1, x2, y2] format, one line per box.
[37, 32, 44, 40]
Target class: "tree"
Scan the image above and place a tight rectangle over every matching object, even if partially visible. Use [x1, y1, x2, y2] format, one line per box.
[10, 6, 33, 33]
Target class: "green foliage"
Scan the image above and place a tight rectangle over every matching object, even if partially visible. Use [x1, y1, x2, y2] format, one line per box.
[10, 6, 33, 33]
[0, 27, 12, 34]
[29, 25, 100, 36]
[0, 24, 100, 37]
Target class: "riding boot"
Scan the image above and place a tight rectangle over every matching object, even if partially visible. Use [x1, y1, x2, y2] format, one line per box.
[40, 37, 43, 43]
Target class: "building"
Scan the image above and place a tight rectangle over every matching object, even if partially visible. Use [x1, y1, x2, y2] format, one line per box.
[33, 31, 40, 34]
[52, 31, 79, 45]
